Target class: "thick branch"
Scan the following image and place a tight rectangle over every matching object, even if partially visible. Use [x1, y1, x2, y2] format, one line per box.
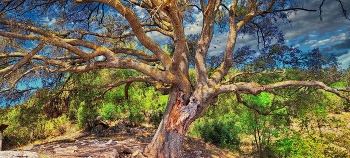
[0, 66, 47, 93]
[209, 0, 241, 85]
[222, 70, 284, 84]
[218, 80, 350, 102]
[58, 76, 170, 99]
[0, 29, 89, 60]
[113, 48, 159, 62]
[0, 51, 172, 84]
[0, 43, 45, 76]
[62, 27, 174, 39]
[194, 0, 221, 86]
[78, 0, 172, 70]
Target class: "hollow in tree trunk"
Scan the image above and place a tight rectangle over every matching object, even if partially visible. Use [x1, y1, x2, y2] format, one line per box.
[144, 90, 200, 157]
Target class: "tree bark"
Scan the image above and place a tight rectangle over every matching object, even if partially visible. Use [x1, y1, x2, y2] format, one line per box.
[144, 90, 199, 157]
[0, 132, 2, 151]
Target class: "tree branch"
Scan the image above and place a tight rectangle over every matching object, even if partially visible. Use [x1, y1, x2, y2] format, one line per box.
[0, 66, 47, 93]
[218, 80, 350, 102]
[337, 0, 350, 20]
[77, 0, 172, 70]
[57, 76, 170, 99]
[194, 0, 221, 86]
[235, 91, 289, 116]
[222, 70, 285, 84]
[0, 43, 45, 76]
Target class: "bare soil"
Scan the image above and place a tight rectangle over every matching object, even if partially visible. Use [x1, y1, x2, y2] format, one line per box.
[17, 124, 239, 158]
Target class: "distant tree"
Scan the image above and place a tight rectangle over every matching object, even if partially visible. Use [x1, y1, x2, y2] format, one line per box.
[327, 53, 341, 70]
[304, 48, 326, 72]
[0, 0, 349, 157]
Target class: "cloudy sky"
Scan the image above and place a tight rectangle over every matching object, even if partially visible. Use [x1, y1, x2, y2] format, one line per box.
[280, 0, 350, 69]
[148, 0, 350, 69]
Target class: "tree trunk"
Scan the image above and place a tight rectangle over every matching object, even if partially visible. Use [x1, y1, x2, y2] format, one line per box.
[144, 120, 185, 157]
[0, 132, 2, 151]
[144, 90, 200, 157]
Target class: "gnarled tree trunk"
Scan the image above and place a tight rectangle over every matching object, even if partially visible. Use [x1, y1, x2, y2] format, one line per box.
[144, 90, 201, 157]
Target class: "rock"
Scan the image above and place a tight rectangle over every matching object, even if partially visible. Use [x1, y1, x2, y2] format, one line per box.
[193, 150, 202, 156]
[0, 151, 39, 158]
[130, 128, 143, 135]
[116, 144, 133, 154]
[103, 148, 118, 158]
[106, 139, 115, 145]
[23, 144, 34, 151]
[95, 144, 107, 148]
[132, 149, 145, 158]
[128, 138, 136, 143]
[54, 146, 78, 154]
[94, 116, 109, 129]
[132, 150, 139, 156]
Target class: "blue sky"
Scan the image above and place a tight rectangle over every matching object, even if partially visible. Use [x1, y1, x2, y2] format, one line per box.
[146, 0, 350, 69]
[19, 0, 350, 69]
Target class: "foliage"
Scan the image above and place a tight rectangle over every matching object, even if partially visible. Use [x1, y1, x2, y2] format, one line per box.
[193, 117, 239, 149]
[128, 106, 145, 127]
[77, 101, 98, 129]
[100, 102, 120, 121]
[190, 68, 350, 157]
[1, 67, 350, 156]
[0, 98, 71, 149]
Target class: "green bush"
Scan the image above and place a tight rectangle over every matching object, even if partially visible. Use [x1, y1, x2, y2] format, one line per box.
[149, 110, 163, 126]
[77, 101, 98, 129]
[1, 103, 72, 150]
[194, 119, 239, 149]
[128, 106, 145, 127]
[100, 102, 120, 121]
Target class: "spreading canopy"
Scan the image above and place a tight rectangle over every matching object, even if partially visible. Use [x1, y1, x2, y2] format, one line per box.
[0, 0, 349, 104]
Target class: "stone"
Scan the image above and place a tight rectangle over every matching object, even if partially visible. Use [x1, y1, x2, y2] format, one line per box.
[95, 144, 107, 148]
[54, 145, 78, 154]
[116, 144, 133, 154]
[105, 139, 115, 145]
[0, 151, 39, 158]
[128, 138, 136, 143]
[23, 144, 34, 151]
[103, 148, 118, 158]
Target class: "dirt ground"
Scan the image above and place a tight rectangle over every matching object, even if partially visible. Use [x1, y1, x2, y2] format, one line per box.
[17, 124, 239, 158]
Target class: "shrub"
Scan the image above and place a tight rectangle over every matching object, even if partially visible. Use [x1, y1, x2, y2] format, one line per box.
[149, 110, 163, 126]
[77, 101, 98, 129]
[1, 103, 72, 150]
[194, 118, 239, 149]
[128, 106, 145, 127]
[100, 102, 120, 121]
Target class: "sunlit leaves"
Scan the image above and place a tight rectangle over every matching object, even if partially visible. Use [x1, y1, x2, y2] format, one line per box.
[245, 92, 273, 108]
[330, 81, 347, 89]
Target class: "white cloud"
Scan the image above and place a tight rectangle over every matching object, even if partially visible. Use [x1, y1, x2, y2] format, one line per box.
[146, 31, 169, 44]
[292, 44, 300, 48]
[337, 50, 350, 69]
[184, 12, 203, 35]
[304, 39, 317, 45]
[208, 33, 228, 56]
[311, 32, 348, 47]
[134, 6, 147, 19]
[41, 17, 56, 26]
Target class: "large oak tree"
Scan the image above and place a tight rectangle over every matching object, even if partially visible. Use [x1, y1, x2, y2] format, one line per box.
[0, 0, 349, 157]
